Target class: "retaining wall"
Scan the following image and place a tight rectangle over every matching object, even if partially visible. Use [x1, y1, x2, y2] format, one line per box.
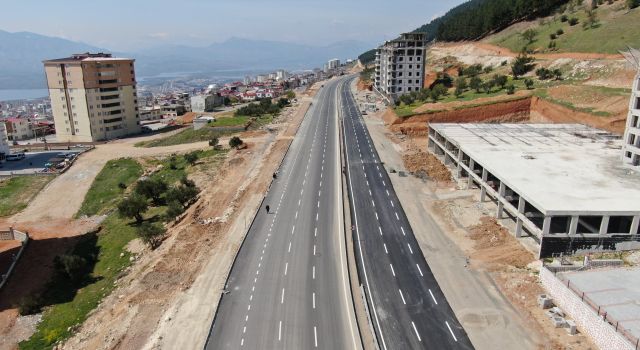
[539, 267, 635, 350]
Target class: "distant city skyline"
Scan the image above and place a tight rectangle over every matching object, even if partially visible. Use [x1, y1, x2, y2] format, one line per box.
[2, 0, 465, 51]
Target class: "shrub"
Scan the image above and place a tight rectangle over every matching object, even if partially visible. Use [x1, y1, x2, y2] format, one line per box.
[483, 66, 493, 74]
[548, 40, 557, 50]
[553, 69, 563, 80]
[511, 53, 536, 79]
[549, 33, 557, 40]
[53, 254, 87, 282]
[18, 294, 42, 315]
[118, 182, 127, 190]
[560, 14, 568, 22]
[568, 17, 579, 26]
[117, 194, 148, 223]
[492, 74, 508, 89]
[536, 68, 554, 80]
[184, 152, 199, 165]
[501, 60, 508, 66]
[137, 222, 166, 248]
[556, 28, 564, 35]
[209, 137, 219, 148]
[506, 84, 516, 95]
[166, 200, 184, 219]
[229, 136, 243, 149]
[469, 76, 483, 93]
[524, 78, 534, 89]
[629, 0, 640, 8]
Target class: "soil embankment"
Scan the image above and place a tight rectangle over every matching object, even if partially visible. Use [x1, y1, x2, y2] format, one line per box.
[386, 96, 625, 136]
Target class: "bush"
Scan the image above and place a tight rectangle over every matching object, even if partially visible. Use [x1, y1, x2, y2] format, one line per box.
[549, 33, 557, 40]
[548, 40, 557, 50]
[166, 180, 200, 208]
[137, 222, 166, 248]
[553, 69, 563, 80]
[430, 84, 448, 101]
[166, 200, 184, 219]
[229, 136, 244, 149]
[506, 83, 516, 95]
[117, 194, 148, 223]
[18, 294, 42, 315]
[492, 74, 508, 89]
[568, 17, 579, 26]
[483, 66, 493, 74]
[560, 14, 568, 22]
[184, 152, 199, 165]
[134, 178, 168, 205]
[556, 28, 564, 35]
[501, 60, 508, 66]
[536, 68, 554, 80]
[629, 0, 640, 8]
[53, 254, 87, 282]
[398, 94, 415, 105]
[469, 76, 483, 93]
[524, 78, 534, 89]
[511, 53, 536, 79]
[118, 182, 127, 190]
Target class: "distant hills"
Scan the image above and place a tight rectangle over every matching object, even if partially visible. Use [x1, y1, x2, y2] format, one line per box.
[0, 30, 373, 89]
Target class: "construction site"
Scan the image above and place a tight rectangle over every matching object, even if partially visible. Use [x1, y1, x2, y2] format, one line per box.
[428, 123, 640, 258]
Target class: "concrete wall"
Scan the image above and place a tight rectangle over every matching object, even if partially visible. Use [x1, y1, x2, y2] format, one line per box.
[540, 267, 635, 350]
[0, 229, 29, 291]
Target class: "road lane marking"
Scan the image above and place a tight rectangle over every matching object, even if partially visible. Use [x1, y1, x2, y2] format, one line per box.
[288, 241, 292, 252]
[386, 190, 390, 196]
[382, 180, 386, 186]
[314, 227, 317, 237]
[412, 322, 422, 342]
[313, 265, 315, 279]
[278, 321, 282, 341]
[241, 338, 244, 346]
[313, 244, 316, 256]
[375, 212, 378, 220]
[390, 263, 395, 276]
[401, 227, 406, 236]
[399, 289, 407, 305]
[316, 212, 319, 221]
[247, 304, 251, 310]
[407, 244, 413, 254]
[378, 226, 383, 236]
[243, 326, 246, 333]
[446, 321, 458, 342]
[395, 212, 400, 220]
[292, 225, 295, 234]
[384, 243, 388, 254]
[314, 326, 318, 347]
[313, 292, 316, 309]
[372, 200, 375, 207]
[281, 288, 285, 304]
[429, 289, 438, 305]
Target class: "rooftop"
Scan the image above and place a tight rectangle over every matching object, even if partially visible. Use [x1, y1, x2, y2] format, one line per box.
[431, 123, 640, 215]
[557, 267, 640, 341]
[43, 52, 133, 63]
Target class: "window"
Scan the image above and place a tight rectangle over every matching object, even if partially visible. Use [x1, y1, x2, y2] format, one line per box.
[65, 120, 68, 124]
[408, 87, 412, 92]
[408, 80, 413, 84]
[409, 72, 412, 76]
[75, 128, 79, 133]
[66, 128, 70, 132]
[416, 72, 420, 77]
[417, 57, 421, 61]
[627, 151, 633, 158]
[409, 57, 413, 61]
[398, 80, 402, 84]
[398, 87, 402, 92]
[409, 65, 413, 69]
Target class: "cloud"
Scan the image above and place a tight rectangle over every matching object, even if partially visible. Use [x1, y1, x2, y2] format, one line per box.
[148, 32, 170, 39]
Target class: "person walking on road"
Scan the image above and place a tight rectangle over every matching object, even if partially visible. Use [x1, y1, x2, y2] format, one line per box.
[265, 205, 270, 214]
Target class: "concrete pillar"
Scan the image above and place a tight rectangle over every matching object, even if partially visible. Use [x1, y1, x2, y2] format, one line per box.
[569, 216, 579, 236]
[599, 216, 609, 236]
[496, 182, 506, 219]
[515, 197, 525, 237]
[631, 216, 640, 235]
[542, 216, 552, 236]
[467, 159, 476, 189]
[456, 150, 463, 177]
[479, 168, 487, 199]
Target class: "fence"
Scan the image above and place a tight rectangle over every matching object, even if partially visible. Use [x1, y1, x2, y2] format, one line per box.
[540, 266, 637, 349]
[0, 228, 30, 291]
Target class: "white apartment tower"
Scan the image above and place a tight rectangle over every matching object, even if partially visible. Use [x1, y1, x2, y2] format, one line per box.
[623, 50, 640, 168]
[44, 53, 141, 142]
[374, 33, 427, 103]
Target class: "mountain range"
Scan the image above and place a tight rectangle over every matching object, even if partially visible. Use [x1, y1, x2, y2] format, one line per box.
[0, 30, 373, 89]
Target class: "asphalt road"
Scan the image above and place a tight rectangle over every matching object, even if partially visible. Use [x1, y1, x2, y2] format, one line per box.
[340, 76, 475, 350]
[205, 79, 360, 349]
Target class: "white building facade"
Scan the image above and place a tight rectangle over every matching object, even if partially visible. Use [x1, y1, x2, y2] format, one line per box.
[623, 69, 640, 168]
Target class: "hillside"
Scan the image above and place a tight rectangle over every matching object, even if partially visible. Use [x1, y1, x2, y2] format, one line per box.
[487, 1, 640, 54]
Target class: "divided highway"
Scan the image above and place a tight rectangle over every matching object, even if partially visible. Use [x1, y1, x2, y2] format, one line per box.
[205, 79, 360, 349]
[340, 76, 474, 350]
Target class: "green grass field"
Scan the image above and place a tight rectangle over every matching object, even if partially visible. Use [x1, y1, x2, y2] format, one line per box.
[75, 158, 143, 217]
[0, 175, 54, 217]
[136, 128, 236, 148]
[489, 4, 640, 54]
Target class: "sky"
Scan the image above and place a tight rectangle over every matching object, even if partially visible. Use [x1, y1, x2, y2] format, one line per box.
[2, 0, 466, 51]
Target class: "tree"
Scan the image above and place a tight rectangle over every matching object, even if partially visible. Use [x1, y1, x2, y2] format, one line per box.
[166, 200, 184, 219]
[524, 78, 535, 89]
[53, 254, 87, 282]
[454, 77, 467, 97]
[511, 53, 536, 79]
[520, 28, 538, 44]
[229, 136, 244, 149]
[399, 94, 415, 105]
[134, 178, 168, 205]
[568, 17, 579, 26]
[560, 14, 569, 22]
[469, 76, 483, 93]
[166, 179, 200, 208]
[184, 152, 199, 165]
[418, 88, 431, 101]
[556, 28, 564, 35]
[553, 69, 563, 80]
[286, 90, 296, 99]
[430, 84, 448, 102]
[506, 83, 516, 95]
[482, 80, 496, 94]
[118, 194, 148, 223]
[536, 68, 554, 80]
[550, 33, 557, 40]
[492, 74, 508, 89]
[209, 137, 219, 148]
[629, 0, 640, 9]
[137, 222, 166, 248]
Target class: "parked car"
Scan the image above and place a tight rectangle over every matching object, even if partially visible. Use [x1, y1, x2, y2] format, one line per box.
[6, 152, 25, 161]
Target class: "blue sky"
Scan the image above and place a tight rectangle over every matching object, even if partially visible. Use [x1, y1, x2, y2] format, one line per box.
[3, 0, 466, 51]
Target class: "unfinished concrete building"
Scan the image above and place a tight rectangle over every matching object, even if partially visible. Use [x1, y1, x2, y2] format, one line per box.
[374, 33, 426, 104]
[428, 123, 640, 257]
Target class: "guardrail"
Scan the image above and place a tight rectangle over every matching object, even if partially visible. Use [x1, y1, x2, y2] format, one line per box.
[0, 228, 30, 291]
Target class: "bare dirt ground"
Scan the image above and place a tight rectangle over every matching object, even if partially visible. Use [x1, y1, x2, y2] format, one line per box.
[58, 89, 315, 349]
[546, 85, 629, 117]
[413, 90, 531, 114]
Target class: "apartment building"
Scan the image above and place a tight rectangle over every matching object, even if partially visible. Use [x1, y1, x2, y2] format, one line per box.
[374, 33, 427, 103]
[623, 69, 640, 168]
[0, 123, 11, 158]
[43, 53, 141, 142]
[190, 94, 223, 113]
[4, 118, 34, 141]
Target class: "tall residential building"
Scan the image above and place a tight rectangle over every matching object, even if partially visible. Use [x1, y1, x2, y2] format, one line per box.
[623, 68, 640, 168]
[43, 53, 141, 142]
[0, 123, 10, 159]
[328, 58, 340, 70]
[374, 33, 427, 103]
